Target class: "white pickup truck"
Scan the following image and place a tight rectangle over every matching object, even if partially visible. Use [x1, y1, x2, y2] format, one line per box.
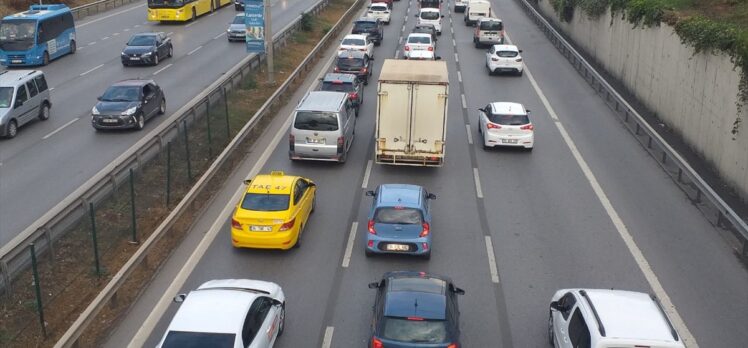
[375, 59, 449, 166]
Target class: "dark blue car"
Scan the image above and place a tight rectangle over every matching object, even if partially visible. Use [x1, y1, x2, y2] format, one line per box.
[368, 271, 464, 348]
[365, 184, 437, 259]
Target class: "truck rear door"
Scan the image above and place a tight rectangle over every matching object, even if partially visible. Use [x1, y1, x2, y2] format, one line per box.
[410, 84, 447, 155]
[377, 82, 411, 154]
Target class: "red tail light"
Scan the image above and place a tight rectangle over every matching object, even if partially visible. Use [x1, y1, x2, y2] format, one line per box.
[279, 218, 295, 231]
[515, 58, 523, 62]
[289, 134, 295, 151]
[487, 123, 501, 129]
[428, 46, 433, 51]
[337, 136, 345, 154]
[520, 124, 534, 130]
[407, 316, 424, 321]
[333, 66, 340, 72]
[231, 218, 242, 230]
[404, 45, 410, 51]
[419, 222, 430, 237]
[447, 344, 459, 348]
[371, 338, 383, 348]
[349, 92, 358, 100]
[368, 219, 376, 234]
[360, 67, 368, 73]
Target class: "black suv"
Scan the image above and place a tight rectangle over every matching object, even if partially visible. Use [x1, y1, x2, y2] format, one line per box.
[92, 79, 166, 131]
[368, 272, 465, 348]
[352, 17, 383, 46]
[334, 50, 372, 85]
[320, 73, 364, 115]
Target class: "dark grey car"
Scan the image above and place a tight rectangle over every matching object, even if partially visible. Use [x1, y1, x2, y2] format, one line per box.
[121, 32, 173, 66]
[92, 79, 166, 131]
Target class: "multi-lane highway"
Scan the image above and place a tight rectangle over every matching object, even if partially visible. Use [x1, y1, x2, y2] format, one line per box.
[0, 0, 322, 246]
[103, 0, 748, 346]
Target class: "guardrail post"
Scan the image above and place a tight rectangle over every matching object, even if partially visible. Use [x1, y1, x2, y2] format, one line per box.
[89, 203, 102, 277]
[129, 168, 139, 244]
[223, 87, 231, 138]
[183, 120, 193, 181]
[30, 243, 47, 337]
[206, 99, 214, 159]
[166, 141, 172, 207]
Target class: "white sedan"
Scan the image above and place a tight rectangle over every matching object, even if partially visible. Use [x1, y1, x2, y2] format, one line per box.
[366, 3, 391, 24]
[157, 279, 286, 348]
[339, 34, 375, 59]
[485, 44, 524, 76]
[403, 33, 435, 60]
[477, 102, 534, 150]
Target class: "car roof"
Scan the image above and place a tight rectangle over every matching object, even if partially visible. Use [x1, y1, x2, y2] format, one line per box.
[489, 102, 526, 115]
[343, 34, 368, 40]
[111, 79, 153, 87]
[420, 7, 440, 11]
[247, 171, 299, 194]
[355, 17, 378, 22]
[370, 2, 389, 6]
[582, 289, 680, 343]
[0, 70, 42, 85]
[167, 289, 256, 335]
[337, 50, 367, 59]
[492, 44, 519, 52]
[377, 184, 423, 207]
[323, 73, 357, 83]
[298, 91, 349, 112]
[407, 33, 432, 38]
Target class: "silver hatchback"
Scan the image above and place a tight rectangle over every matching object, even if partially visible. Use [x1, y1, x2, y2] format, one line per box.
[0, 70, 51, 138]
[289, 91, 356, 163]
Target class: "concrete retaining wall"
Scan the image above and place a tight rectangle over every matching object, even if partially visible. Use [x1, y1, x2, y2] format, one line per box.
[535, 0, 748, 200]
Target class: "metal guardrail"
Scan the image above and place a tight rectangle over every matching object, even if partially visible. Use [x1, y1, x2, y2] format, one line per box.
[516, 0, 748, 260]
[54, 0, 363, 345]
[70, 0, 141, 21]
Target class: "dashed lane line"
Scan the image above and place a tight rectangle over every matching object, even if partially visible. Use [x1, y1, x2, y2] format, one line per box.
[461, 93, 467, 109]
[321, 326, 334, 348]
[361, 160, 373, 189]
[473, 168, 483, 198]
[80, 64, 104, 76]
[214, 32, 226, 40]
[187, 46, 203, 56]
[342, 222, 358, 268]
[485, 236, 500, 283]
[465, 124, 473, 145]
[152, 63, 173, 76]
[457, 70, 462, 83]
[42, 118, 79, 140]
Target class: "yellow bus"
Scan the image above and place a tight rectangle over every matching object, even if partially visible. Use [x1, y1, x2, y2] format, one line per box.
[147, 0, 231, 22]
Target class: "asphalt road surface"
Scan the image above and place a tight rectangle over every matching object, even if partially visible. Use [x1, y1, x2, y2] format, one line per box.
[0, 0, 322, 246]
[106, 0, 748, 347]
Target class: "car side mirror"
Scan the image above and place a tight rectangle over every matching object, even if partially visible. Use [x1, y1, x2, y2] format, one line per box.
[173, 293, 187, 303]
[519, 49, 523, 53]
[525, 109, 531, 113]
[97, 95, 102, 101]
[414, 14, 418, 17]
[427, 193, 437, 200]
[453, 287, 465, 295]
[365, 190, 376, 197]
[550, 301, 564, 311]
[308, 182, 316, 187]
[441, 15, 445, 18]
[478, 107, 485, 112]
[243, 179, 252, 185]
[368, 281, 380, 289]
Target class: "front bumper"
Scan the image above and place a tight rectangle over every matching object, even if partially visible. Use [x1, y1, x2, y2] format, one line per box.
[92, 115, 138, 129]
[121, 54, 156, 65]
[231, 227, 298, 250]
[484, 131, 534, 148]
[366, 235, 431, 255]
[227, 31, 246, 41]
[0, 54, 42, 67]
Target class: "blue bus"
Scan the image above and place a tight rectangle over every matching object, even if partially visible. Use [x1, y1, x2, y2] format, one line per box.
[0, 4, 76, 66]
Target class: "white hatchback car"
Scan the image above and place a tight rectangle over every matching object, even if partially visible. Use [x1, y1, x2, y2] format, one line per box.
[157, 279, 286, 348]
[485, 44, 524, 76]
[417, 8, 443, 35]
[367, 3, 391, 24]
[339, 34, 375, 59]
[403, 33, 435, 59]
[477, 102, 534, 150]
[549, 289, 686, 348]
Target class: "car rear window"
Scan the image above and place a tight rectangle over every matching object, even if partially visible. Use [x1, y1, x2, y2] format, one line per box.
[488, 113, 529, 125]
[241, 193, 290, 211]
[390, 277, 445, 293]
[0, 87, 12, 108]
[294, 111, 339, 131]
[161, 331, 235, 348]
[321, 81, 355, 92]
[496, 50, 518, 58]
[381, 317, 448, 343]
[374, 207, 423, 224]
[342, 38, 366, 46]
[336, 57, 364, 69]
[408, 36, 431, 44]
[354, 21, 377, 30]
[371, 4, 388, 11]
[480, 21, 503, 31]
[420, 11, 440, 20]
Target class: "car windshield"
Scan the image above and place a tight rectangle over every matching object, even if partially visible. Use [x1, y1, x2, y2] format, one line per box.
[127, 35, 156, 46]
[232, 15, 245, 24]
[488, 113, 529, 125]
[0, 20, 36, 41]
[408, 36, 431, 44]
[420, 11, 440, 20]
[294, 111, 339, 131]
[337, 57, 364, 69]
[241, 193, 290, 211]
[101, 86, 141, 102]
[480, 21, 503, 31]
[161, 331, 235, 348]
[342, 38, 366, 46]
[354, 21, 377, 30]
[321, 82, 355, 92]
[0, 87, 13, 108]
[381, 317, 448, 343]
[496, 50, 518, 58]
[374, 207, 423, 224]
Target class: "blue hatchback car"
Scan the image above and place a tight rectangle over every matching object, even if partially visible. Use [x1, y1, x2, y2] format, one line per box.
[365, 184, 437, 259]
[368, 271, 465, 348]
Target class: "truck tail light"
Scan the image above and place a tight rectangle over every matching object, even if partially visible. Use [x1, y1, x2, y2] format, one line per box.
[520, 124, 534, 131]
[231, 218, 242, 230]
[289, 134, 295, 151]
[337, 136, 345, 153]
[420, 222, 430, 237]
[368, 219, 376, 234]
[279, 218, 296, 231]
[487, 122, 501, 129]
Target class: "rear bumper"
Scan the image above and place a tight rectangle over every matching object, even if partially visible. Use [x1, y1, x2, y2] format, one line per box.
[366, 235, 431, 255]
[484, 131, 534, 148]
[231, 227, 298, 250]
[376, 153, 443, 167]
[488, 61, 524, 73]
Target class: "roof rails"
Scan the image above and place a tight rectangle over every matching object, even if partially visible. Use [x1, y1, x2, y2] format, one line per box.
[650, 294, 680, 341]
[579, 290, 606, 337]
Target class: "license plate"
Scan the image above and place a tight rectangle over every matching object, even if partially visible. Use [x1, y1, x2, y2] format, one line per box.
[130, 57, 140, 60]
[102, 119, 118, 123]
[501, 139, 518, 144]
[385, 244, 409, 251]
[307, 138, 325, 144]
[11, 59, 22, 64]
[250, 225, 273, 232]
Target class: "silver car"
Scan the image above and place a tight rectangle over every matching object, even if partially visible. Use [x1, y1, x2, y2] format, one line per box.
[227, 14, 246, 42]
[0, 70, 51, 138]
[289, 91, 356, 163]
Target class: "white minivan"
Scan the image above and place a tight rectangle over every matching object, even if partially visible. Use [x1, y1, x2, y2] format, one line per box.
[417, 8, 444, 35]
[289, 91, 356, 163]
[465, 0, 490, 26]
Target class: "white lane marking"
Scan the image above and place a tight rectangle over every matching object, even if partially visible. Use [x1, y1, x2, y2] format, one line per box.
[342, 222, 358, 268]
[473, 168, 483, 198]
[78, 46, 86, 50]
[113, 32, 120, 36]
[401, 25, 405, 33]
[465, 124, 473, 145]
[457, 71, 462, 83]
[88, 41, 96, 46]
[134, 24, 141, 28]
[102, 36, 110, 40]
[49, 87, 55, 91]
[214, 32, 226, 40]
[452, 38, 456, 46]
[399, 37, 403, 44]
[77, 3, 146, 28]
[322, 326, 334, 348]
[454, 52, 459, 63]
[80, 64, 104, 76]
[362, 160, 373, 189]
[152, 63, 173, 76]
[461, 94, 467, 109]
[185, 21, 197, 28]
[525, 69, 559, 121]
[167, 32, 174, 36]
[187, 46, 203, 56]
[42, 118, 79, 140]
[484, 236, 500, 283]
[124, 28, 130, 32]
[208, 12, 217, 16]
[450, 27, 454, 35]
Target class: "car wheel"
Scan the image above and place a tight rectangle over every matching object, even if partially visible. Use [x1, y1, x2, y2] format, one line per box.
[5, 119, 17, 139]
[374, 41, 381, 46]
[548, 311, 555, 346]
[167, 45, 173, 58]
[422, 250, 431, 260]
[38, 102, 50, 121]
[525, 146, 534, 152]
[363, 78, 368, 86]
[70, 40, 76, 54]
[517, 69, 524, 77]
[42, 51, 50, 66]
[153, 54, 159, 66]
[481, 128, 490, 150]
[365, 249, 374, 257]
[311, 195, 316, 214]
[191, 7, 196, 21]
[122, 61, 129, 67]
[278, 304, 286, 336]
[158, 98, 166, 115]
[135, 113, 145, 130]
[293, 224, 303, 248]
[474, 41, 480, 48]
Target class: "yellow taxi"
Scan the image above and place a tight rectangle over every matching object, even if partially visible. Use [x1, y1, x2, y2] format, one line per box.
[231, 171, 316, 250]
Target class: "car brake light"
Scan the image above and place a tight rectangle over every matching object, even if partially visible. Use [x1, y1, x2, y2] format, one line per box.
[360, 67, 368, 73]
[491, 57, 499, 61]
[520, 124, 534, 130]
[279, 218, 295, 231]
[487, 123, 501, 129]
[516, 58, 523, 62]
[407, 316, 424, 321]
[428, 46, 433, 51]
[368, 219, 376, 234]
[334, 66, 340, 72]
[289, 134, 295, 151]
[420, 222, 430, 237]
[332, 80, 343, 84]
[447, 344, 459, 348]
[337, 136, 345, 154]
[371, 338, 383, 348]
[349, 92, 358, 99]
[404, 45, 410, 51]
[231, 218, 242, 230]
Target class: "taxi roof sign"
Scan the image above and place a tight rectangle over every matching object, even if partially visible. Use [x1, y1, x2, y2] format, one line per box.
[270, 171, 285, 176]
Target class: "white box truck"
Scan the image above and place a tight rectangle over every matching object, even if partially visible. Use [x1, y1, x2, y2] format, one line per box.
[376, 59, 449, 166]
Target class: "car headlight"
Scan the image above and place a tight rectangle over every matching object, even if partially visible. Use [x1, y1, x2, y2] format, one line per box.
[92, 106, 100, 115]
[143, 51, 152, 56]
[122, 106, 138, 116]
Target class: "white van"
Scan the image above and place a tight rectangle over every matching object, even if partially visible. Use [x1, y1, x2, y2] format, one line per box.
[417, 8, 444, 35]
[465, 0, 490, 26]
[0, 70, 51, 138]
